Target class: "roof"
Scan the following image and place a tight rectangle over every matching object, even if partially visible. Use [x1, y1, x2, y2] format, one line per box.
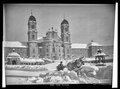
[28, 15, 36, 21]
[37, 37, 43, 40]
[7, 52, 20, 58]
[88, 41, 102, 46]
[91, 42, 102, 46]
[20, 58, 44, 62]
[3, 41, 27, 48]
[71, 43, 87, 49]
[42, 58, 53, 62]
[61, 19, 69, 24]
[94, 52, 106, 57]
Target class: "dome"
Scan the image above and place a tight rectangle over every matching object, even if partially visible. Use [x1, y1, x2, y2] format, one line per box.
[29, 15, 36, 21]
[61, 19, 69, 24]
[7, 52, 20, 58]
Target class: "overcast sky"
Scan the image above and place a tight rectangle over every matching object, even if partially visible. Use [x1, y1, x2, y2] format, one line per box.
[4, 4, 115, 45]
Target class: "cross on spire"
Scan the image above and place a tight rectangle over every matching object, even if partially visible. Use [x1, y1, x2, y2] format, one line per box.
[63, 13, 65, 19]
[31, 9, 33, 16]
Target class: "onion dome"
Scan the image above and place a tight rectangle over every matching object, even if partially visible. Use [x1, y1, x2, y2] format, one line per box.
[61, 19, 69, 24]
[28, 15, 36, 21]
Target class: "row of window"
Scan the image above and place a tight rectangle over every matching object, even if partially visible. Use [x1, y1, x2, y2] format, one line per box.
[20, 62, 41, 65]
[45, 48, 70, 53]
[45, 48, 60, 53]
[61, 36, 69, 42]
[46, 54, 61, 56]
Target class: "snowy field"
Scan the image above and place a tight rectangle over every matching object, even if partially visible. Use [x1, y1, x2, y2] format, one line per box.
[5, 59, 113, 85]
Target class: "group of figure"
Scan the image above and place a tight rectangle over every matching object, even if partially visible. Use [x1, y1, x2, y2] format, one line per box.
[57, 56, 85, 75]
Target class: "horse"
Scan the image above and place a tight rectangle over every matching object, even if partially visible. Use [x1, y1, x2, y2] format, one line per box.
[66, 57, 99, 77]
[66, 56, 85, 74]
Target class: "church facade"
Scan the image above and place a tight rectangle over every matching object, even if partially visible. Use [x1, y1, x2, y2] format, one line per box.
[4, 13, 113, 60]
[4, 13, 71, 60]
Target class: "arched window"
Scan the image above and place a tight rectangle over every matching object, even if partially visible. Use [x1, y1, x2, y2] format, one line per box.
[65, 28, 68, 32]
[66, 37, 68, 42]
[53, 47, 55, 53]
[32, 35, 34, 40]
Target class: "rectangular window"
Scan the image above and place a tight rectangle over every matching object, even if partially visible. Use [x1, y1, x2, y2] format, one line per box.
[33, 49, 35, 53]
[53, 47, 55, 52]
[67, 49, 69, 53]
[59, 49, 60, 52]
[46, 48, 49, 52]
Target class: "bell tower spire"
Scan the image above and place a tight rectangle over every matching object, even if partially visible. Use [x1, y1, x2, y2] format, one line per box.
[61, 17, 71, 60]
[27, 11, 38, 58]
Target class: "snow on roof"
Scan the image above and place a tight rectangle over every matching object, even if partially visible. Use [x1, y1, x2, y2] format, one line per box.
[7, 52, 20, 58]
[37, 37, 43, 40]
[84, 58, 95, 61]
[37, 37, 43, 42]
[3, 41, 27, 48]
[94, 52, 106, 57]
[20, 58, 44, 62]
[42, 58, 53, 62]
[71, 43, 87, 49]
[90, 42, 102, 46]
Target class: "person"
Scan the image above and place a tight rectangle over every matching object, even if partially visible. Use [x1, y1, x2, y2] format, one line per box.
[57, 61, 64, 71]
[97, 49, 102, 54]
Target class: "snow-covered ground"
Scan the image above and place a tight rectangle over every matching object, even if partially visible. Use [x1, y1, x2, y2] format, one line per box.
[5, 59, 113, 85]
[5, 59, 68, 76]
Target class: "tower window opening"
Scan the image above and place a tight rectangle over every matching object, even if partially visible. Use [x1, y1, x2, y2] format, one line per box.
[33, 49, 35, 53]
[32, 35, 34, 40]
[66, 37, 68, 42]
[65, 28, 68, 32]
[31, 25, 35, 29]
